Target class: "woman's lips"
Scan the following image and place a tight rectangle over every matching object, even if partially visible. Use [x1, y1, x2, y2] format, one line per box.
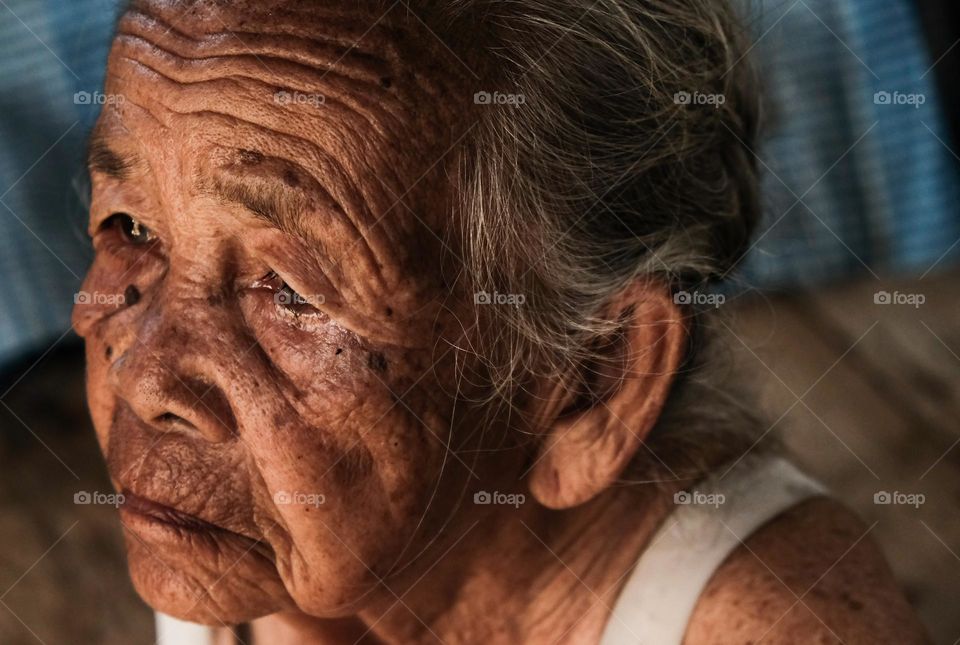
[117, 490, 275, 563]
[119, 490, 221, 532]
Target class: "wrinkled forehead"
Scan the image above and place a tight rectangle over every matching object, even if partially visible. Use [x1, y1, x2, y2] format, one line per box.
[100, 0, 472, 210]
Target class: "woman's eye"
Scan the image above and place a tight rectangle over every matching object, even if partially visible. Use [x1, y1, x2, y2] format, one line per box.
[102, 212, 156, 245]
[254, 271, 322, 314]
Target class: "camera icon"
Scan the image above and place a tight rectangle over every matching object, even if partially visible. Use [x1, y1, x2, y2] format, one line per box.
[474, 91, 491, 105]
[73, 291, 91, 305]
[873, 290, 891, 305]
[874, 491, 891, 504]
[274, 490, 291, 505]
[473, 491, 492, 504]
[873, 91, 891, 105]
[673, 91, 691, 105]
[674, 491, 692, 505]
[73, 91, 91, 105]
[74, 491, 92, 504]
[673, 290, 692, 305]
[474, 290, 491, 305]
[274, 90, 292, 104]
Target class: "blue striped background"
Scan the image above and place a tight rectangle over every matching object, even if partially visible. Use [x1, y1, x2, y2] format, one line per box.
[0, 0, 957, 367]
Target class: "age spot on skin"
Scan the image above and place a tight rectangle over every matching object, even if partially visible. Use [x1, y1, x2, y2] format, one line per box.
[124, 284, 140, 306]
[105, 345, 113, 359]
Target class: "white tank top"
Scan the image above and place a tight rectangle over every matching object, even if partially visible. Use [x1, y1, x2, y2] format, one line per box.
[156, 455, 824, 645]
[600, 455, 825, 645]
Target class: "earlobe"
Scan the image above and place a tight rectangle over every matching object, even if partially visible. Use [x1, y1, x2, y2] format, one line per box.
[527, 282, 688, 509]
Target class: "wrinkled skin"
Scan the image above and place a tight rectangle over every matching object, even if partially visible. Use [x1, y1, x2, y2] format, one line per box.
[71, 2, 932, 643]
[72, 0, 515, 626]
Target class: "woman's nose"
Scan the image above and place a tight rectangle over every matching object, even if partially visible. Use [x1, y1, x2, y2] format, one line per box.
[109, 325, 238, 444]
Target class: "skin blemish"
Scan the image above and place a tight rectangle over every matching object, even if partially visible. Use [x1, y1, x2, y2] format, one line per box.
[385, 307, 393, 317]
[282, 169, 300, 188]
[124, 284, 141, 306]
[335, 348, 343, 355]
[105, 345, 113, 359]
[367, 351, 388, 373]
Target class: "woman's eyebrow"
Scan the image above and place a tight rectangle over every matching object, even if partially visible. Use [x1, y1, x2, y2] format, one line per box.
[198, 172, 313, 240]
[87, 133, 138, 179]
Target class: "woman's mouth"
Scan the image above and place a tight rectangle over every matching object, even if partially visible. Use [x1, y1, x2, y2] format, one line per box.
[117, 490, 275, 564]
[120, 490, 221, 532]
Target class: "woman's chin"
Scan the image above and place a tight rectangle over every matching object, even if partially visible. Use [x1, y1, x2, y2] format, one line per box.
[123, 532, 290, 625]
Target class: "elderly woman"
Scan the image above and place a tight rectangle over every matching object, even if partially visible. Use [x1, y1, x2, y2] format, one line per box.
[71, 0, 928, 643]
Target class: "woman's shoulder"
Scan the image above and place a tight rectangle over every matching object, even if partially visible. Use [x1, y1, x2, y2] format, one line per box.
[684, 497, 930, 644]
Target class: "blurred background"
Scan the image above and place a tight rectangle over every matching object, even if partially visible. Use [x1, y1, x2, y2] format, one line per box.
[1, 0, 959, 642]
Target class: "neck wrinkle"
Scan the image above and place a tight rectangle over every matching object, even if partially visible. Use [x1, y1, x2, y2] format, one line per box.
[362, 481, 684, 644]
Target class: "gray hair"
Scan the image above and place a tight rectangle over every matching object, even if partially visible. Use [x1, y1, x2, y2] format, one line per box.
[414, 0, 769, 479]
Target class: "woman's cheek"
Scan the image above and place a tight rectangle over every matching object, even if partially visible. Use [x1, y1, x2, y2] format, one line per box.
[83, 336, 116, 456]
[237, 290, 456, 497]
[236, 292, 406, 410]
[75, 250, 164, 454]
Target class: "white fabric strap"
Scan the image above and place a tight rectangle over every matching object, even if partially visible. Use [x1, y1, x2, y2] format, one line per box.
[155, 612, 216, 645]
[600, 456, 826, 645]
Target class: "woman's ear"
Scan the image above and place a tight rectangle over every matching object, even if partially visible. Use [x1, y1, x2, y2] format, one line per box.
[526, 281, 687, 509]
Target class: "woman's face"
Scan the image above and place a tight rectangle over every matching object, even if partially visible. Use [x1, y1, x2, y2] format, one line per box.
[72, 1, 512, 624]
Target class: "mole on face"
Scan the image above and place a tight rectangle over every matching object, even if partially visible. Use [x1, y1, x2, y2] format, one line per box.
[124, 284, 141, 306]
[105, 345, 113, 359]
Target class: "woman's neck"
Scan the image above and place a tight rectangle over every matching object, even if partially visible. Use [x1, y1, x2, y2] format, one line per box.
[368, 480, 685, 644]
[241, 479, 688, 644]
